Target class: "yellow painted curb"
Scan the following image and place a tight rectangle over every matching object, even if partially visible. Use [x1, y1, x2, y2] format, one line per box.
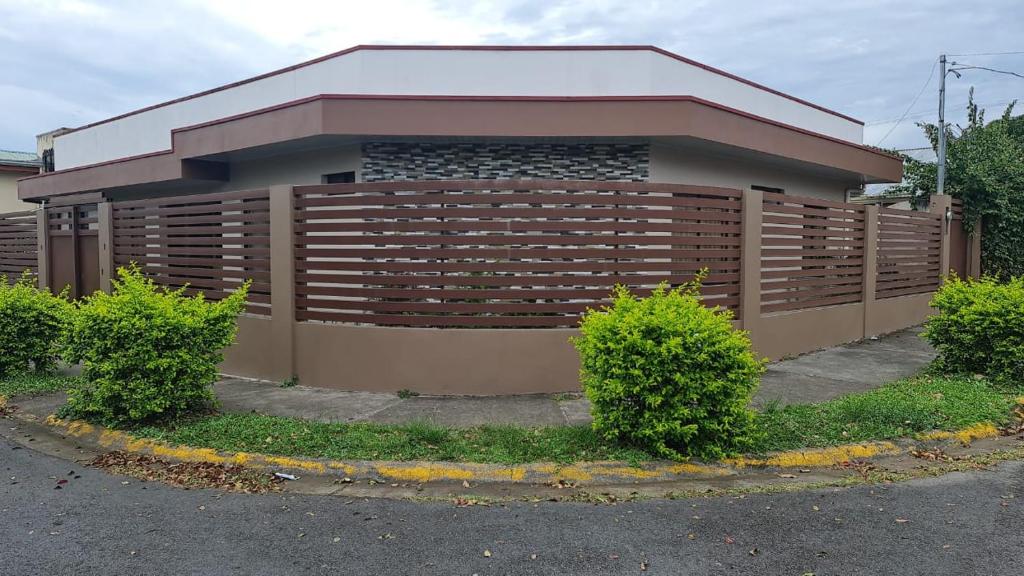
[724, 442, 901, 469]
[916, 422, 1001, 445]
[33, 414, 1010, 485]
[42, 416, 735, 484]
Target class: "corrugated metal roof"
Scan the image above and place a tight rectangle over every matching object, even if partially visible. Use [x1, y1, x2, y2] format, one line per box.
[0, 149, 41, 167]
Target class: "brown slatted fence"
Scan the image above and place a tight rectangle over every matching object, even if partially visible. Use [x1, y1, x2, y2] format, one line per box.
[0, 209, 38, 281]
[760, 192, 866, 313]
[292, 180, 743, 327]
[875, 206, 942, 298]
[111, 189, 271, 315]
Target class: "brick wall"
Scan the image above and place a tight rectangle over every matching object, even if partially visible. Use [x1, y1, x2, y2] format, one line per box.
[361, 142, 649, 182]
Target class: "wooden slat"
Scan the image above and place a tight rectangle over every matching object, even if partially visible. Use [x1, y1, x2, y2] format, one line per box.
[294, 271, 740, 287]
[293, 178, 744, 198]
[296, 260, 739, 274]
[114, 188, 269, 209]
[762, 293, 862, 313]
[294, 233, 741, 247]
[295, 246, 739, 260]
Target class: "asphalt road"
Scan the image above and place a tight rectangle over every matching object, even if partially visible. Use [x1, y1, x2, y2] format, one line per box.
[2, 437, 1022, 576]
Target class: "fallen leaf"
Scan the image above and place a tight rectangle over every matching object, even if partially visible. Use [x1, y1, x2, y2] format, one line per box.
[724, 536, 735, 544]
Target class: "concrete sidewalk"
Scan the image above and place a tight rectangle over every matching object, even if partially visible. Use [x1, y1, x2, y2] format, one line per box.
[210, 326, 936, 428]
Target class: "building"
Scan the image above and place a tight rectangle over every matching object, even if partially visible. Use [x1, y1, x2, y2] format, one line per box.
[11, 45, 964, 395]
[0, 150, 40, 212]
[18, 45, 901, 203]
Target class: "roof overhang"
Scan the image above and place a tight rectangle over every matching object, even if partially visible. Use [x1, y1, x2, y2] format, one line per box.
[18, 95, 902, 200]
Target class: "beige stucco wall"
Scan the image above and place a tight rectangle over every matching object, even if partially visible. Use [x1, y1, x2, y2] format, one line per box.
[0, 173, 34, 213]
[220, 144, 363, 191]
[649, 143, 859, 201]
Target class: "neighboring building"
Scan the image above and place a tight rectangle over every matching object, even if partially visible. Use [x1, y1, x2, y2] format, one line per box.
[0, 150, 40, 212]
[18, 45, 901, 203]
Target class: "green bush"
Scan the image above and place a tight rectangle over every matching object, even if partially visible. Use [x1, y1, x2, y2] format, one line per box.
[923, 275, 1024, 388]
[572, 279, 765, 460]
[63, 266, 248, 425]
[0, 272, 71, 377]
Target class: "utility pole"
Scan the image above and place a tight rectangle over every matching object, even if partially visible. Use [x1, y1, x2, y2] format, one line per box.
[936, 54, 947, 196]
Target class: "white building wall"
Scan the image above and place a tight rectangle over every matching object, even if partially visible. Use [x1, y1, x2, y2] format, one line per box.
[219, 145, 363, 191]
[54, 49, 863, 170]
[649, 144, 857, 201]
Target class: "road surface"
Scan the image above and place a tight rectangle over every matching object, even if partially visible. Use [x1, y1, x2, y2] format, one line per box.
[2, 437, 1021, 575]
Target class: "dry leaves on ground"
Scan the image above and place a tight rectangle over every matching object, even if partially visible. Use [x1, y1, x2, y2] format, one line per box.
[89, 451, 283, 493]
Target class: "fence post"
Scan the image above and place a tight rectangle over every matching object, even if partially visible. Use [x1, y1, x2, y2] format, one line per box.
[269, 185, 296, 382]
[929, 195, 953, 279]
[740, 188, 763, 347]
[35, 205, 49, 291]
[97, 202, 114, 292]
[862, 205, 878, 338]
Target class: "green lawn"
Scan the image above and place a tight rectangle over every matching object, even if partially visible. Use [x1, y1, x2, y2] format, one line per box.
[7, 373, 1017, 464]
[751, 375, 1015, 453]
[133, 416, 651, 465]
[0, 373, 80, 399]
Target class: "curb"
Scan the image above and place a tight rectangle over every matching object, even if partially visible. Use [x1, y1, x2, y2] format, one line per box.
[30, 413, 915, 486]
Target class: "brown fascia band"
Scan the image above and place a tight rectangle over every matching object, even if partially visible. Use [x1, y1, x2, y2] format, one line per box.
[18, 95, 903, 200]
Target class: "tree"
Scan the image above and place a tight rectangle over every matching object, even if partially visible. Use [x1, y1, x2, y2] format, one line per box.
[893, 90, 1024, 278]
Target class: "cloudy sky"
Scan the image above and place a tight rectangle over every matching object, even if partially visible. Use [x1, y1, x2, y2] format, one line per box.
[1, 0, 1021, 155]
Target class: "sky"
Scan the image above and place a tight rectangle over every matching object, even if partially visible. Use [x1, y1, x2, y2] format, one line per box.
[1, 0, 1022, 155]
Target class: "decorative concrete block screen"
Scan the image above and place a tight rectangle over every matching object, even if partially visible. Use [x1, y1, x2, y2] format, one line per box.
[361, 142, 650, 182]
[111, 189, 272, 314]
[760, 192, 866, 313]
[0, 210, 38, 281]
[875, 207, 942, 298]
[292, 180, 742, 327]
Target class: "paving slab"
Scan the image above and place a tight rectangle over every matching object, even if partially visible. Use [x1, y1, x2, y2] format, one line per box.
[7, 392, 67, 417]
[366, 395, 568, 427]
[214, 379, 401, 423]
[769, 340, 933, 385]
[753, 371, 875, 407]
[558, 398, 594, 426]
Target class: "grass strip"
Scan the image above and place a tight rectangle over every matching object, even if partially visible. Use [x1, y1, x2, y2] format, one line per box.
[0, 373, 81, 398]
[132, 416, 652, 465]
[752, 375, 1015, 453]
[7, 374, 1017, 464]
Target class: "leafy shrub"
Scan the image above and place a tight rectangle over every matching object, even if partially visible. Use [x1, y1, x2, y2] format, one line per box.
[923, 275, 1024, 388]
[0, 272, 71, 377]
[572, 279, 765, 460]
[63, 266, 248, 425]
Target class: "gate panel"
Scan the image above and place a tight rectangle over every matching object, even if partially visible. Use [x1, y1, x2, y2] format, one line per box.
[46, 203, 99, 298]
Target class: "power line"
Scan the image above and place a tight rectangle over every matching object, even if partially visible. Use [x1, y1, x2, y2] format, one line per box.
[949, 63, 1024, 80]
[865, 100, 1015, 126]
[875, 59, 938, 146]
[946, 50, 1024, 57]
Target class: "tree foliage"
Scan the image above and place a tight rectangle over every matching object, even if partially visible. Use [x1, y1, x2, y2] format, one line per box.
[893, 90, 1024, 278]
